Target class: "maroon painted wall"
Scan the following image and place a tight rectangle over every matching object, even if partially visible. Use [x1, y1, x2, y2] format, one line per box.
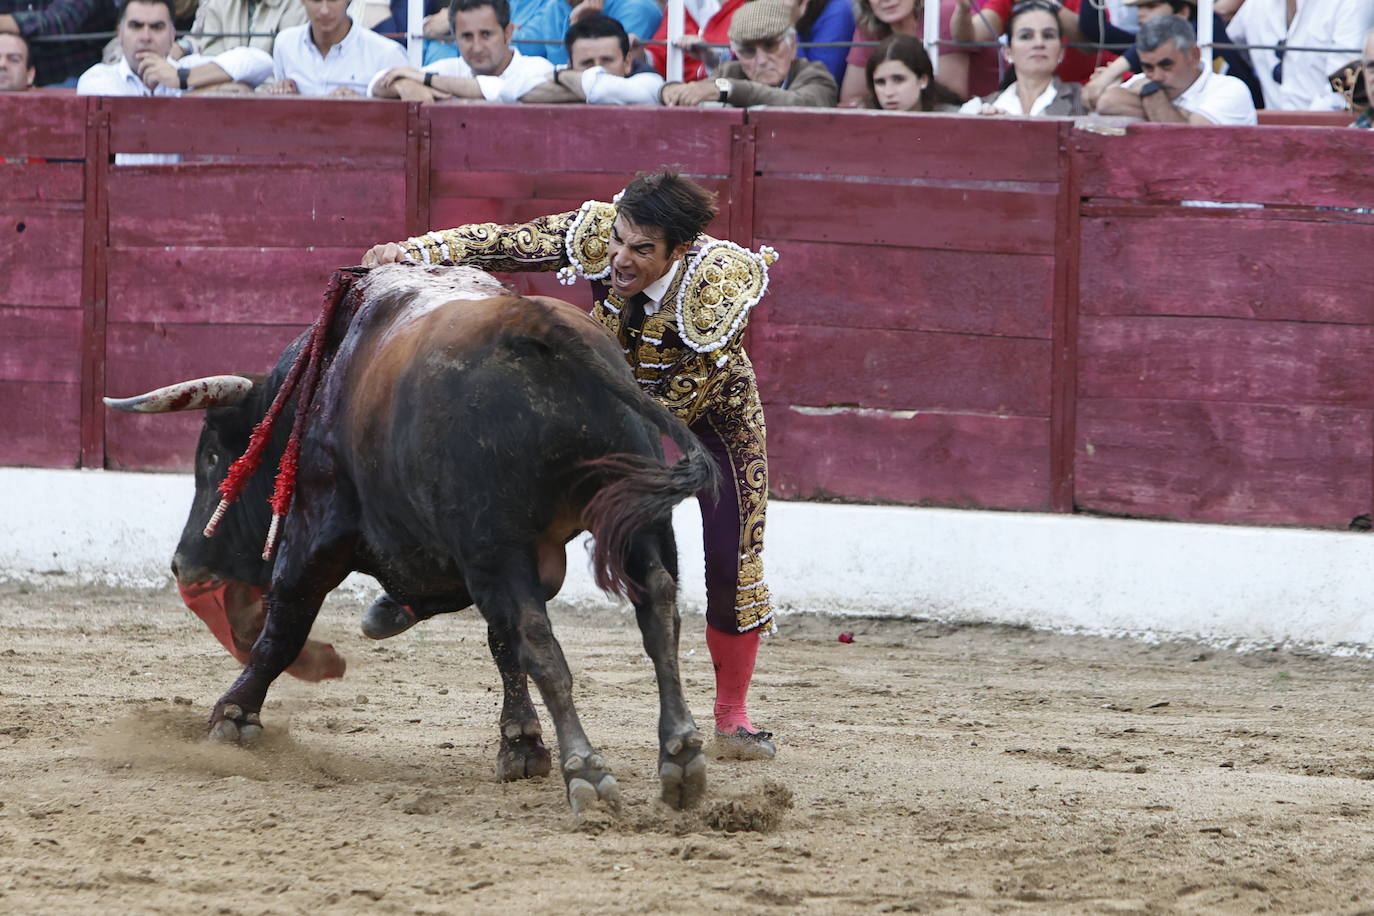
[3, 93, 1372, 530]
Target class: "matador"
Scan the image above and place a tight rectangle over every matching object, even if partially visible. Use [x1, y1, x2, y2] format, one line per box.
[360, 171, 779, 759]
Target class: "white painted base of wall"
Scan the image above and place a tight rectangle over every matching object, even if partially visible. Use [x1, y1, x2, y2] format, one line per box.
[2, 468, 1371, 654]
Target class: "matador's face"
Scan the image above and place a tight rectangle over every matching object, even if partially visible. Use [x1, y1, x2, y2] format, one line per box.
[607, 214, 691, 300]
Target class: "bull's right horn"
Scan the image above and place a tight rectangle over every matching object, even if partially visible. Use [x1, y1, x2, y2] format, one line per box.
[103, 376, 255, 414]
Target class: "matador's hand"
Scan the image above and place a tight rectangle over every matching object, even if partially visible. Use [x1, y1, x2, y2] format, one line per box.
[362, 242, 407, 266]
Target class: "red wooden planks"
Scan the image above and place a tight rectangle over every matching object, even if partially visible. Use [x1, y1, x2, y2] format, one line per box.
[1075, 398, 1372, 527]
[107, 166, 406, 248]
[751, 110, 1063, 184]
[105, 96, 411, 160]
[107, 247, 364, 325]
[0, 162, 83, 202]
[0, 207, 84, 309]
[756, 238, 1053, 339]
[1078, 316, 1374, 408]
[1075, 125, 1374, 208]
[0, 307, 82, 383]
[104, 322, 307, 470]
[753, 324, 1051, 416]
[426, 104, 740, 175]
[0, 380, 80, 468]
[1080, 214, 1374, 325]
[768, 406, 1051, 509]
[0, 93, 88, 159]
[754, 177, 1058, 254]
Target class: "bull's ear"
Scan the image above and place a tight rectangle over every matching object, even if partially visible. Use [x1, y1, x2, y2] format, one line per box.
[103, 375, 256, 414]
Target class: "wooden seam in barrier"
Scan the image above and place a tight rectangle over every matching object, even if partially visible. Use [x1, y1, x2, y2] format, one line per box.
[2, 93, 1372, 529]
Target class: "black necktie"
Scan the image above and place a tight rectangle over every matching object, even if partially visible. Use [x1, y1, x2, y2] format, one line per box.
[623, 292, 651, 345]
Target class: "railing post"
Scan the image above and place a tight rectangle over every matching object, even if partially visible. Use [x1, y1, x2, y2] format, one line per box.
[406, 102, 431, 237]
[79, 98, 110, 469]
[1050, 121, 1080, 514]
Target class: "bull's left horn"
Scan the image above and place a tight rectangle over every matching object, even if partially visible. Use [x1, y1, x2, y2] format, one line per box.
[103, 376, 255, 414]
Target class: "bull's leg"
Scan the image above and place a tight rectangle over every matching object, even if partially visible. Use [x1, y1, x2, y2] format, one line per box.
[629, 526, 706, 809]
[209, 533, 354, 745]
[486, 619, 551, 780]
[470, 556, 619, 816]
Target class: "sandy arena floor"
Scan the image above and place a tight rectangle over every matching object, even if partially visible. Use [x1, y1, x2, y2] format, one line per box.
[1, 583, 1372, 914]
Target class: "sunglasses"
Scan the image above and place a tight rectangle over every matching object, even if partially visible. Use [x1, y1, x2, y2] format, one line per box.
[1272, 39, 1285, 84]
[733, 35, 789, 58]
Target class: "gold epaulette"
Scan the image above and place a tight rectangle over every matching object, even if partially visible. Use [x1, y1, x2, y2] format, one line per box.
[556, 200, 617, 285]
[673, 238, 778, 359]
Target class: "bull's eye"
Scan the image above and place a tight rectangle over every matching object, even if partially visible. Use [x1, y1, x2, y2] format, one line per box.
[205, 452, 219, 468]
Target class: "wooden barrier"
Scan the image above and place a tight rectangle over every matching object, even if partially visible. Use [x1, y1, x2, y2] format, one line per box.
[4, 97, 1372, 531]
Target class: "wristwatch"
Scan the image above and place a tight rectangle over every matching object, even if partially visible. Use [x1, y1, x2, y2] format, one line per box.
[423, 71, 435, 88]
[714, 77, 731, 104]
[178, 68, 190, 91]
[1137, 80, 1164, 98]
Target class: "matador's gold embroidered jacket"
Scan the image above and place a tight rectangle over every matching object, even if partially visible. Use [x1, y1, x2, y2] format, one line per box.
[397, 201, 777, 428]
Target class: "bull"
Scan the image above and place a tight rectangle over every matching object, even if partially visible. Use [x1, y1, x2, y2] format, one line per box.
[104, 265, 719, 813]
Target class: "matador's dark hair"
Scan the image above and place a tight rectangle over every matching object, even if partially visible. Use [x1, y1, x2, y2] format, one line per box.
[615, 170, 718, 252]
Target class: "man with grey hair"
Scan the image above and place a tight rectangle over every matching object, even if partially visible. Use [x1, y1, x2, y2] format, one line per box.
[660, 0, 836, 107]
[1099, 14, 1256, 124]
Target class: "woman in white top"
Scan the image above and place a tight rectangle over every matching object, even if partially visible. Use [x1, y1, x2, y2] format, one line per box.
[959, 0, 1085, 116]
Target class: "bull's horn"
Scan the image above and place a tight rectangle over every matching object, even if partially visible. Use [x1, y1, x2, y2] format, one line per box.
[103, 376, 255, 414]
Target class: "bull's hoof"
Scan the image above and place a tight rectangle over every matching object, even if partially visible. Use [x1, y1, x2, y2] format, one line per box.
[208, 703, 264, 746]
[563, 753, 621, 817]
[711, 726, 777, 761]
[496, 722, 552, 781]
[658, 730, 707, 810]
[360, 595, 418, 640]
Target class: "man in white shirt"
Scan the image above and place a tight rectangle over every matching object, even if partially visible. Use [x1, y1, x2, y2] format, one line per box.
[78, 0, 273, 98]
[267, 0, 407, 96]
[1228, 0, 1374, 111]
[511, 13, 665, 104]
[1098, 14, 1257, 124]
[368, 0, 552, 101]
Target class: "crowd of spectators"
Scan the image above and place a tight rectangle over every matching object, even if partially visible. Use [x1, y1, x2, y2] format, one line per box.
[1, 0, 1372, 127]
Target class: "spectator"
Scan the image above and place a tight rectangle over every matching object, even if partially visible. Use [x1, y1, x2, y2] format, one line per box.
[267, 0, 407, 95]
[646, 0, 747, 82]
[1227, 0, 1373, 110]
[370, 0, 552, 100]
[1348, 28, 1373, 127]
[792, 0, 855, 84]
[865, 33, 964, 109]
[840, 0, 998, 104]
[1078, 0, 1262, 110]
[511, 12, 664, 103]
[432, 0, 661, 66]
[950, 0, 1113, 90]
[1097, 14, 1256, 122]
[0, 0, 116, 86]
[0, 30, 34, 88]
[660, 0, 838, 107]
[190, 0, 309, 56]
[959, 0, 1086, 114]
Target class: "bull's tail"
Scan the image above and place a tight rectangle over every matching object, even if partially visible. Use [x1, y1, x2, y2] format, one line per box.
[536, 307, 720, 601]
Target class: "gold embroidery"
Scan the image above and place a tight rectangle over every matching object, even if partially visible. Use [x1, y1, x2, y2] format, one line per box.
[565, 201, 617, 279]
[674, 238, 772, 355]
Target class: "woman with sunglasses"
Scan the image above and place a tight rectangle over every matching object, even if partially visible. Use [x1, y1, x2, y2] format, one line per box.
[959, 0, 1087, 115]
[865, 33, 966, 110]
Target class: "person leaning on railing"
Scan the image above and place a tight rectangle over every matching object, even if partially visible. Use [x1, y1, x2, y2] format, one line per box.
[959, 0, 1086, 114]
[1097, 13, 1256, 123]
[508, 12, 664, 104]
[950, 0, 1114, 89]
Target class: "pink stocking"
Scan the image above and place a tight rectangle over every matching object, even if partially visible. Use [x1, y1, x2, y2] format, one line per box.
[705, 624, 760, 733]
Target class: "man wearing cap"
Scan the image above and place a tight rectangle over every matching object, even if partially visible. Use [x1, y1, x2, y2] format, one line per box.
[1099, 15, 1255, 124]
[661, 0, 837, 107]
[359, 169, 783, 761]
